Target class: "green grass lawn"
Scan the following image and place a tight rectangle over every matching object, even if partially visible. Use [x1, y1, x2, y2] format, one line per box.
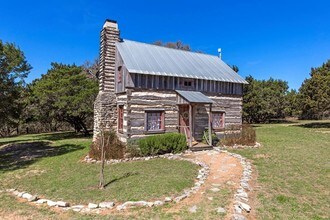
[0, 121, 329, 219]
[0, 132, 198, 204]
[230, 121, 330, 220]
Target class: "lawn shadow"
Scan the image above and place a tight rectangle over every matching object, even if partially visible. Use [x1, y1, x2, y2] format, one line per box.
[104, 172, 140, 188]
[295, 122, 330, 129]
[267, 119, 299, 124]
[251, 125, 262, 128]
[34, 131, 92, 141]
[0, 131, 92, 147]
[0, 139, 33, 147]
[0, 141, 84, 173]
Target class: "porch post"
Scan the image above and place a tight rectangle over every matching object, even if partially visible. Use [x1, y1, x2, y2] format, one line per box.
[189, 104, 192, 148]
[209, 104, 212, 146]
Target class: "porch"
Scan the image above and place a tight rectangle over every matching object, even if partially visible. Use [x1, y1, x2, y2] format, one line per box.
[176, 90, 214, 149]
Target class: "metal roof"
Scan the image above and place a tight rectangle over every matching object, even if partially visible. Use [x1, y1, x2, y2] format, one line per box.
[176, 90, 214, 104]
[116, 39, 248, 84]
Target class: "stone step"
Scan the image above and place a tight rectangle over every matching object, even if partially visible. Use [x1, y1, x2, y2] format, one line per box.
[190, 146, 214, 152]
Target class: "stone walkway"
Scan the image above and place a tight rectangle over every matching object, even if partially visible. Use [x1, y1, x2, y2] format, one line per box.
[164, 149, 253, 220]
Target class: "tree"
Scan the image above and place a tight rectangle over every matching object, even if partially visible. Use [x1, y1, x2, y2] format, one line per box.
[284, 89, 300, 117]
[154, 40, 191, 51]
[0, 40, 31, 136]
[29, 63, 98, 135]
[82, 59, 99, 80]
[298, 60, 330, 119]
[231, 65, 239, 73]
[243, 76, 289, 123]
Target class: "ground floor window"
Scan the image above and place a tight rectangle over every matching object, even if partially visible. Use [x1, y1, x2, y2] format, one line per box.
[118, 105, 124, 133]
[145, 110, 165, 132]
[212, 112, 225, 129]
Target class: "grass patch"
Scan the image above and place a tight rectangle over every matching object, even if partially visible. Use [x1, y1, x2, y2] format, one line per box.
[2, 121, 328, 219]
[0, 132, 198, 205]
[230, 120, 330, 219]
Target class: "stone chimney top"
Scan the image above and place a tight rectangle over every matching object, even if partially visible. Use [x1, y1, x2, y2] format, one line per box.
[103, 19, 118, 29]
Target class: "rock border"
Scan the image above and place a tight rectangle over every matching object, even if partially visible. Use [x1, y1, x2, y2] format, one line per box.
[220, 142, 261, 150]
[2, 152, 209, 213]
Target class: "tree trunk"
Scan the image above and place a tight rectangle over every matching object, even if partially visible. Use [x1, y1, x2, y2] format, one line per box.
[80, 121, 89, 136]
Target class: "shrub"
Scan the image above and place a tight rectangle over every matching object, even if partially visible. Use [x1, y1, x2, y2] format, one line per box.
[138, 133, 187, 156]
[89, 130, 125, 159]
[220, 124, 256, 146]
[126, 139, 142, 157]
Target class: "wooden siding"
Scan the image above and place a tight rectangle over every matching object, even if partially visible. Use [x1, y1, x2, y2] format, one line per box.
[210, 95, 243, 128]
[193, 94, 242, 140]
[128, 73, 243, 95]
[115, 51, 128, 93]
[123, 89, 178, 140]
[116, 93, 129, 142]
[115, 89, 242, 142]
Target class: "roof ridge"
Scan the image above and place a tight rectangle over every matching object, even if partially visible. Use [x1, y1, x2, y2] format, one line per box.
[120, 39, 219, 58]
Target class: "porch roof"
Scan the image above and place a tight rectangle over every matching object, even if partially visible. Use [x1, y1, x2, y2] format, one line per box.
[176, 90, 214, 104]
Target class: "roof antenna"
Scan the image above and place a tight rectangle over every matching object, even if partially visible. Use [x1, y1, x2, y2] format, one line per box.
[218, 48, 222, 59]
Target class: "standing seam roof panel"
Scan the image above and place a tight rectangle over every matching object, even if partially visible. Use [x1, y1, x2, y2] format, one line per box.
[116, 39, 248, 84]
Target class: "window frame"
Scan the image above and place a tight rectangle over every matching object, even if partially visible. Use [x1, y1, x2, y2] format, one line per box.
[211, 111, 225, 130]
[144, 109, 165, 134]
[180, 78, 195, 90]
[117, 105, 124, 133]
[117, 66, 123, 83]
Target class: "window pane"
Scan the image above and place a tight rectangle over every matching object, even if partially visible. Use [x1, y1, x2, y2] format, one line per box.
[147, 112, 163, 131]
[212, 113, 224, 128]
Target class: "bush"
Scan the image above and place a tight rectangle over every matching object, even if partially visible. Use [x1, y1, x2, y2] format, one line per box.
[89, 130, 125, 160]
[138, 133, 187, 156]
[126, 139, 142, 157]
[220, 124, 256, 146]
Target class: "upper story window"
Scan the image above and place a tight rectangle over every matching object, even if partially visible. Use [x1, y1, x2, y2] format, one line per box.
[184, 81, 192, 87]
[117, 66, 123, 83]
[180, 78, 194, 90]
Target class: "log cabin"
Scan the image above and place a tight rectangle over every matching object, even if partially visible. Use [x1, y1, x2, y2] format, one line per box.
[93, 19, 248, 148]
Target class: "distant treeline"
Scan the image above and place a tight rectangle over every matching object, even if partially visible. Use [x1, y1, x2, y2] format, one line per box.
[0, 39, 329, 137]
[243, 60, 330, 123]
[0, 40, 98, 137]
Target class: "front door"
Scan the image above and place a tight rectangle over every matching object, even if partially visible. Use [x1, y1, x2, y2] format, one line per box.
[179, 105, 191, 141]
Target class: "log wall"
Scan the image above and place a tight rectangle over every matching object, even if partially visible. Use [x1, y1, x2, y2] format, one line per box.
[114, 89, 242, 142]
[126, 89, 178, 140]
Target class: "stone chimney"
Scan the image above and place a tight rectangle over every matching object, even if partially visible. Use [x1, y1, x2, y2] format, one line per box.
[93, 19, 120, 140]
[98, 19, 120, 91]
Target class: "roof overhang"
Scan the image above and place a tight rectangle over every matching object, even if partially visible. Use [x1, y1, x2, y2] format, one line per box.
[176, 90, 214, 104]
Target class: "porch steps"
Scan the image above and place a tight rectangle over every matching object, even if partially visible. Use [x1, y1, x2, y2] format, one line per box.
[190, 142, 213, 151]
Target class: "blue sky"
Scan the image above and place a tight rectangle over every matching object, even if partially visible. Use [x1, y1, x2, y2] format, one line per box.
[1, 0, 329, 90]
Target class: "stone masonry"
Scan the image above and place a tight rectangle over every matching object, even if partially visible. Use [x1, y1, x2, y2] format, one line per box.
[93, 20, 120, 141]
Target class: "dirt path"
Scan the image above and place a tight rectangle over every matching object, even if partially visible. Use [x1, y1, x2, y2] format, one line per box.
[98, 149, 253, 219]
[167, 150, 246, 218]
